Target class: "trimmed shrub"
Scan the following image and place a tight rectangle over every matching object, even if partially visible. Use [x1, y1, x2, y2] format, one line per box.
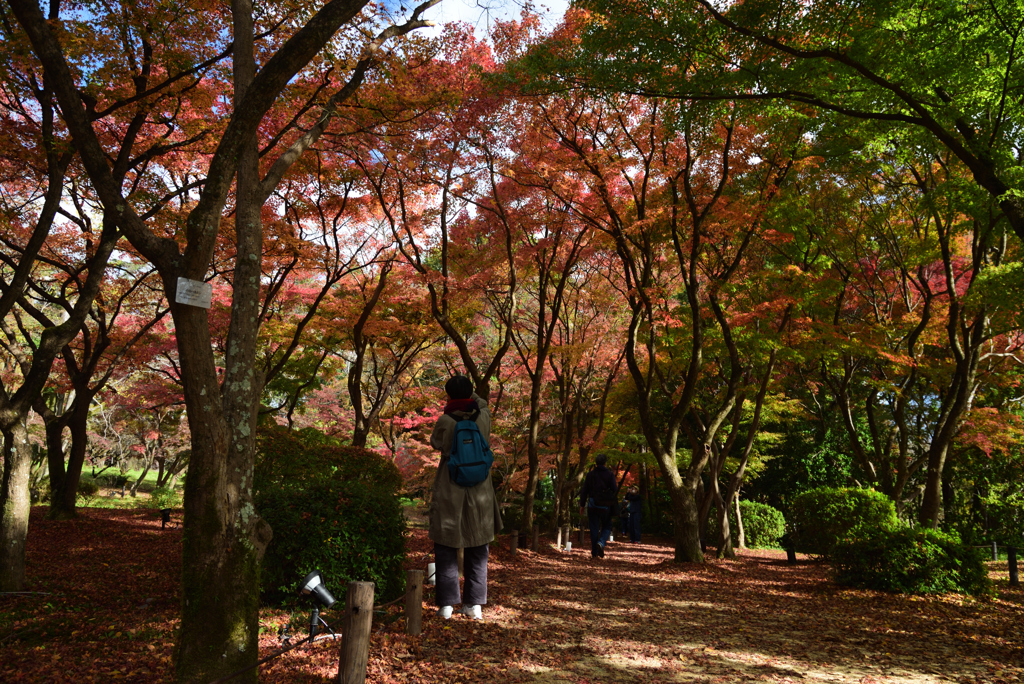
[148, 486, 181, 510]
[707, 500, 787, 548]
[789, 487, 897, 555]
[831, 526, 992, 597]
[255, 425, 406, 604]
[76, 479, 100, 499]
[257, 479, 406, 604]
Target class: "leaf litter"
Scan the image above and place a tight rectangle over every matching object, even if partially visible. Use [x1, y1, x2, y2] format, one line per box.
[2, 508, 1022, 683]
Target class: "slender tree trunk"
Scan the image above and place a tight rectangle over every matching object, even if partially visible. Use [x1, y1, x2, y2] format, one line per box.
[40, 407, 68, 515]
[712, 474, 734, 559]
[49, 402, 91, 519]
[920, 442, 950, 528]
[734, 493, 745, 549]
[520, 391, 543, 533]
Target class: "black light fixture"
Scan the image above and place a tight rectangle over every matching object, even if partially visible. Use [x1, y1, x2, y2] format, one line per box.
[299, 570, 336, 609]
[298, 570, 337, 641]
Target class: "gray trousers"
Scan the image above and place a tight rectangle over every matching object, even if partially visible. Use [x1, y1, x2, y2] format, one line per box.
[434, 542, 489, 606]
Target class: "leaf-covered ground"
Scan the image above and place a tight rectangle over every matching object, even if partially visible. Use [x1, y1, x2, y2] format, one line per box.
[2, 508, 1022, 683]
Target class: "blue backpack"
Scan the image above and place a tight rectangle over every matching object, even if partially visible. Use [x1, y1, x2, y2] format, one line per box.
[447, 417, 494, 487]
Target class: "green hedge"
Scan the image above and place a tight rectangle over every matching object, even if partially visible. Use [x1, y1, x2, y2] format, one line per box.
[707, 500, 787, 548]
[789, 487, 897, 555]
[257, 480, 407, 604]
[831, 526, 992, 597]
[255, 426, 406, 604]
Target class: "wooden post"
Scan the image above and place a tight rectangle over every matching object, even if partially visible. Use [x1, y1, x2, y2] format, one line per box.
[532, 526, 539, 552]
[992, 541, 999, 562]
[1009, 546, 1019, 586]
[510, 529, 518, 557]
[405, 570, 423, 636]
[338, 581, 374, 684]
[556, 526, 563, 548]
[786, 548, 797, 565]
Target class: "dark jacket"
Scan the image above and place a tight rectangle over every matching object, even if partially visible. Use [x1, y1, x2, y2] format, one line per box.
[579, 465, 618, 509]
[625, 491, 642, 514]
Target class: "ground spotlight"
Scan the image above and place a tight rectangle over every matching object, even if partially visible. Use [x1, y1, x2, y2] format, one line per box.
[298, 570, 338, 641]
[299, 569, 337, 609]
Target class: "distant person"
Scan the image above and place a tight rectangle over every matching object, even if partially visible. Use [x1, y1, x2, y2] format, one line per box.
[428, 375, 502, 620]
[579, 453, 618, 558]
[624, 486, 642, 542]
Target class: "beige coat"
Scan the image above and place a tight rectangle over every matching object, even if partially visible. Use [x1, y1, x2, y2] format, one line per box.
[428, 394, 503, 548]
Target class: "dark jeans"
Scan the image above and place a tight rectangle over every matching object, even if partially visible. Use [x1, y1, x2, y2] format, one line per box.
[587, 506, 612, 556]
[434, 542, 489, 607]
[628, 510, 642, 542]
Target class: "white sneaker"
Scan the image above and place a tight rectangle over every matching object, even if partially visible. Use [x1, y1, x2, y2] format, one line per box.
[439, 605, 453, 619]
[460, 604, 482, 620]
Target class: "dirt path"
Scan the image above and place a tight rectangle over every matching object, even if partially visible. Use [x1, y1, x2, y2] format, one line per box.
[381, 530, 1024, 684]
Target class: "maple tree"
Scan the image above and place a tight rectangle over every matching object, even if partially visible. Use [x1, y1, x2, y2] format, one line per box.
[5, 0, 443, 679]
[559, 0, 1024, 244]
[772, 144, 1024, 526]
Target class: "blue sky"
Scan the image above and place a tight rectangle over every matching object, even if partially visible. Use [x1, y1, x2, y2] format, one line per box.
[421, 0, 569, 38]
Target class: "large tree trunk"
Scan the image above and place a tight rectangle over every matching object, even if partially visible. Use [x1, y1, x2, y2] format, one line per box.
[0, 421, 34, 591]
[174, 0, 269, 674]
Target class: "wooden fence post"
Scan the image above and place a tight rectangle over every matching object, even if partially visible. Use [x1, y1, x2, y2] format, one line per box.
[510, 529, 519, 557]
[338, 581, 374, 684]
[1009, 546, 1019, 587]
[556, 526, 563, 548]
[992, 541, 999, 562]
[532, 526, 539, 552]
[405, 570, 423, 636]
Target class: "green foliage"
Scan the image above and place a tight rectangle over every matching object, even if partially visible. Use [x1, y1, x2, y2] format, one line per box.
[148, 486, 181, 510]
[76, 479, 100, 499]
[708, 500, 786, 548]
[790, 487, 897, 555]
[257, 479, 407, 605]
[831, 527, 992, 597]
[752, 425, 856, 513]
[254, 425, 403, 494]
[255, 425, 406, 604]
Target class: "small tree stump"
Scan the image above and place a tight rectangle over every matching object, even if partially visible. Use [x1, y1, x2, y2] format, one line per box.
[338, 581, 374, 684]
[405, 570, 423, 636]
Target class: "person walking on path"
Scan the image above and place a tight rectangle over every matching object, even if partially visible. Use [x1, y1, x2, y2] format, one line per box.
[428, 375, 503, 620]
[624, 486, 642, 542]
[579, 453, 618, 558]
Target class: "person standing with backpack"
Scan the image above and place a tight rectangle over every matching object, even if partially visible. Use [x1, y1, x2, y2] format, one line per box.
[579, 453, 618, 558]
[428, 375, 502, 620]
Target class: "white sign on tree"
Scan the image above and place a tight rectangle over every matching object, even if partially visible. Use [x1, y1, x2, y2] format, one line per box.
[175, 277, 213, 309]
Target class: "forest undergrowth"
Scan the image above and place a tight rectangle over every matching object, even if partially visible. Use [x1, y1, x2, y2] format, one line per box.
[1, 508, 1022, 683]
